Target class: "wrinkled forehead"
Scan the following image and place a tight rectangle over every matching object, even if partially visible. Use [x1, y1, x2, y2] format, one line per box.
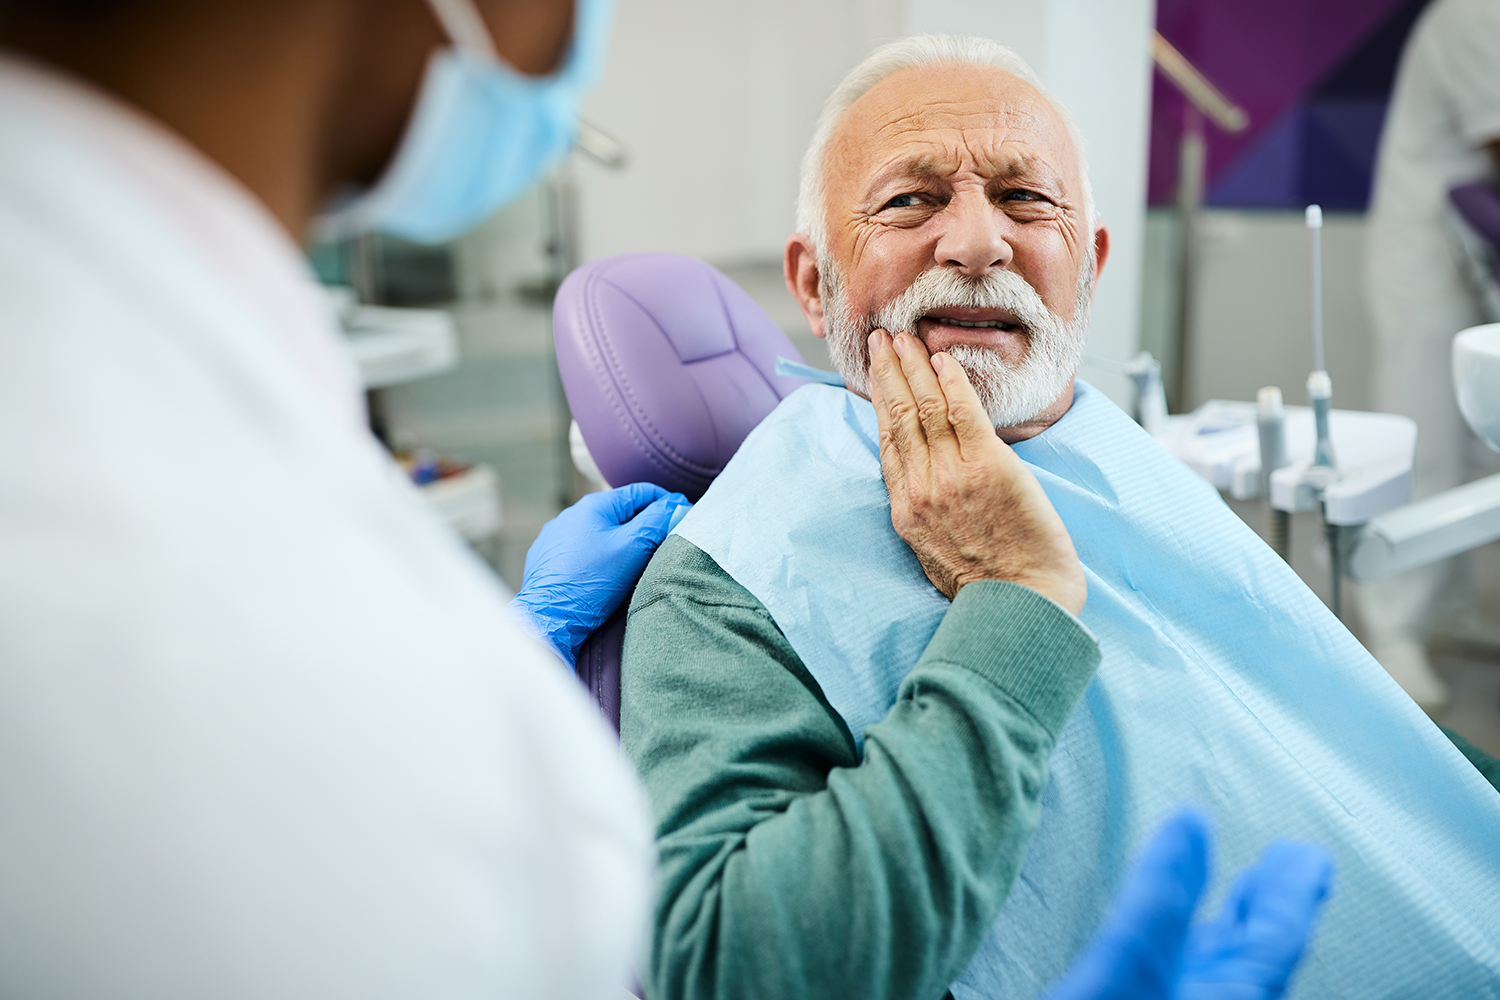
[826, 63, 1081, 203]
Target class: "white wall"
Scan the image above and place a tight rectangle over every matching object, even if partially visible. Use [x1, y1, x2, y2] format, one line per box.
[1164, 209, 1374, 412]
[906, 0, 1156, 407]
[576, 0, 903, 264]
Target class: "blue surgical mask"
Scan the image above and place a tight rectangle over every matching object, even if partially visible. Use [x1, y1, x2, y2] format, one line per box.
[319, 0, 613, 245]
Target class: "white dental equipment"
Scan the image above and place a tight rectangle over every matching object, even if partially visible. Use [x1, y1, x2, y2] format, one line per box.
[1157, 322, 1500, 612]
[1257, 387, 1290, 559]
[1086, 351, 1169, 438]
[1155, 205, 1420, 618]
[1347, 324, 1500, 581]
[1306, 206, 1336, 473]
[1299, 205, 1346, 612]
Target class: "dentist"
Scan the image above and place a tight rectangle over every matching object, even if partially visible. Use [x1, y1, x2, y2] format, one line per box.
[1, 0, 674, 996]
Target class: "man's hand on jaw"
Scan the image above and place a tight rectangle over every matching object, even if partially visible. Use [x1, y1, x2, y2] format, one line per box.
[868, 329, 1087, 615]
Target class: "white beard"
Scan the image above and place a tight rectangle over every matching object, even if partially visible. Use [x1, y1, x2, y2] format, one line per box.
[821, 261, 1091, 429]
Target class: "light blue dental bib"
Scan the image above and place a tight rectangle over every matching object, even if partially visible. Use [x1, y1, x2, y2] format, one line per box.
[674, 381, 1500, 999]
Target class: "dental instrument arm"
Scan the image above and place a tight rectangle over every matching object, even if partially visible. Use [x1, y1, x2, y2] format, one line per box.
[1346, 473, 1500, 582]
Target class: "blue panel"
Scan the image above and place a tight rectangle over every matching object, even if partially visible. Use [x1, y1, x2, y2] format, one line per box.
[1300, 98, 1389, 208]
[1207, 103, 1305, 207]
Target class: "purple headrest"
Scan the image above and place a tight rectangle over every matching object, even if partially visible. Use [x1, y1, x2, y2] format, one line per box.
[553, 253, 809, 501]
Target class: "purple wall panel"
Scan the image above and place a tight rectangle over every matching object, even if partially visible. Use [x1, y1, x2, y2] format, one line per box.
[1150, 0, 1417, 208]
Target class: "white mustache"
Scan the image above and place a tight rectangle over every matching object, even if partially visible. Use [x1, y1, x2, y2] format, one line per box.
[872, 268, 1058, 343]
[821, 260, 1089, 428]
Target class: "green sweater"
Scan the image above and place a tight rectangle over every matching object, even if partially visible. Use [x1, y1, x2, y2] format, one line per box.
[621, 536, 1500, 1000]
[621, 536, 1101, 1000]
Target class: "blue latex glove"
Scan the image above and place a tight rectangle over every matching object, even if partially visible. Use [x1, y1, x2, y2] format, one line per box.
[1044, 810, 1334, 1000]
[508, 483, 690, 667]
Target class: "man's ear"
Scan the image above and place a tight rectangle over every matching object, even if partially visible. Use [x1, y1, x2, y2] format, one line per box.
[1088, 222, 1110, 303]
[784, 234, 827, 339]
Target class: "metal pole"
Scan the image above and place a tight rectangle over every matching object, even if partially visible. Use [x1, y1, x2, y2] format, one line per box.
[1172, 107, 1206, 412]
[547, 160, 583, 509]
[1325, 516, 1344, 619]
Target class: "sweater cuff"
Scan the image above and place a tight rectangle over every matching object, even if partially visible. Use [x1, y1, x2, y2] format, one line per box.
[921, 580, 1100, 737]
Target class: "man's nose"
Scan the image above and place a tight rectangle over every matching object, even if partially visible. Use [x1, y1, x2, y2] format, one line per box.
[934, 196, 1013, 277]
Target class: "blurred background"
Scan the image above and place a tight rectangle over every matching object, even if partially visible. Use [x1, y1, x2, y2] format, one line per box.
[306, 0, 1500, 750]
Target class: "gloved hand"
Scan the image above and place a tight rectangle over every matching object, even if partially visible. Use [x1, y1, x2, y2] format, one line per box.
[509, 482, 690, 667]
[1043, 809, 1334, 1000]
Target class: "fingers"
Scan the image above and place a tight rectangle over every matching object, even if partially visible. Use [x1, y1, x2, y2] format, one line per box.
[1179, 840, 1332, 1000]
[866, 328, 1084, 609]
[627, 492, 691, 547]
[891, 333, 962, 453]
[868, 330, 924, 459]
[1128, 810, 1212, 916]
[1205, 840, 1333, 954]
[1252, 841, 1335, 918]
[931, 352, 1001, 455]
[592, 482, 670, 525]
[1039, 810, 1210, 1000]
[868, 330, 917, 502]
[1098, 809, 1210, 956]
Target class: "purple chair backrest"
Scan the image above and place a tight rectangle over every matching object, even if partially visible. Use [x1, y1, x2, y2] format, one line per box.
[1451, 182, 1500, 285]
[553, 253, 812, 729]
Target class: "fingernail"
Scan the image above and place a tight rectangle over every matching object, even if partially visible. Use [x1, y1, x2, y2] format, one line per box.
[892, 335, 906, 358]
[868, 331, 881, 352]
[930, 352, 946, 372]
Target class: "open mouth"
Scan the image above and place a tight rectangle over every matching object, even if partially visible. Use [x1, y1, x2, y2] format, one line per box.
[928, 317, 1020, 330]
[912, 307, 1032, 346]
[919, 308, 1024, 333]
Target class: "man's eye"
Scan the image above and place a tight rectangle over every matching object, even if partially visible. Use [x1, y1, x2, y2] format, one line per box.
[881, 193, 923, 210]
[1002, 190, 1040, 202]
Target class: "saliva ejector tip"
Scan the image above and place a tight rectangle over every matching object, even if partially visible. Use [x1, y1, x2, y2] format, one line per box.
[1305, 204, 1323, 229]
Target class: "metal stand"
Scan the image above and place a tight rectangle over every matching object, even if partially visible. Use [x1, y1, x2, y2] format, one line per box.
[1324, 515, 1344, 618]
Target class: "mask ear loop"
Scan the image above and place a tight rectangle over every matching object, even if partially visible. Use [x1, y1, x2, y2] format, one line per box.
[424, 0, 502, 63]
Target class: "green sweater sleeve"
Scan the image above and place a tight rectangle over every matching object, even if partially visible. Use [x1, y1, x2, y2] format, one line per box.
[621, 536, 1100, 1000]
[1440, 725, 1500, 792]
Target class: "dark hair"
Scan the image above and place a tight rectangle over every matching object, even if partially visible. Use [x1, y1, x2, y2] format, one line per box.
[1, 0, 141, 19]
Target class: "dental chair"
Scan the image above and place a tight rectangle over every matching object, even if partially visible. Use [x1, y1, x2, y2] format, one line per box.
[552, 253, 813, 730]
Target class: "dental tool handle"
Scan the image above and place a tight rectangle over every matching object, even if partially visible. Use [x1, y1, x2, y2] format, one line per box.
[1308, 370, 1335, 470]
[1306, 205, 1325, 374]
[1257, 386, 1290, 561]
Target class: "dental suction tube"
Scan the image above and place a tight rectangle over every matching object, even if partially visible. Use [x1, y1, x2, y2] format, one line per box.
[1306, 204, 1325, 374]
[1305, 205, 1335, 471]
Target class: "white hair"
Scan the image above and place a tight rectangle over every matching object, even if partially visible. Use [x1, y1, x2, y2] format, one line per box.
[794, 34, 1095, 256]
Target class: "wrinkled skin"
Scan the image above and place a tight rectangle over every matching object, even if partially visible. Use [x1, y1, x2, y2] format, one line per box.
[787, 62, 1106, 606]
[867, 328, 1086, 612]
[786, 62, 1110, 443]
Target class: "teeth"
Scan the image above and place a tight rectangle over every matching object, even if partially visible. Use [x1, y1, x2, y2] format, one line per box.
[936, 318, 1003, 328]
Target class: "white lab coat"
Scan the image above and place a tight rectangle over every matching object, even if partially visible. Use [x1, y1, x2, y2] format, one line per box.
[1359, 0, 1500, 659]
[0, 53, 650, 1000]
[1367, 0, 1500, 499]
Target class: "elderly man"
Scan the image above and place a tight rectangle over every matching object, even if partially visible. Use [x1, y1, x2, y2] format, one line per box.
[621, 35, 1500, 1000]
